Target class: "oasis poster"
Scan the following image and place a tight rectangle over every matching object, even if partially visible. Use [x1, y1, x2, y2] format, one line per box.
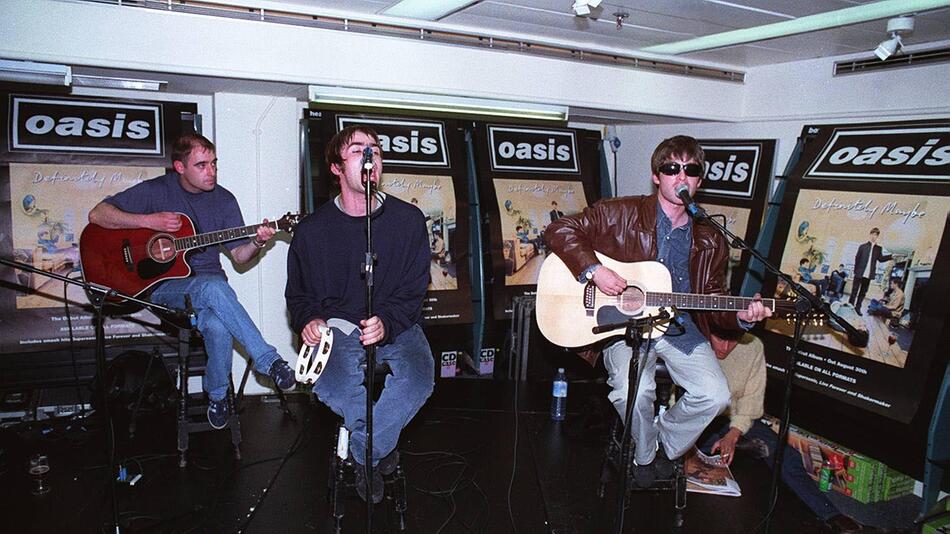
[759, 119, 949, 423]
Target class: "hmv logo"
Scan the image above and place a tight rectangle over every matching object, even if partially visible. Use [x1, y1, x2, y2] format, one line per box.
[807, 125, 950, 180]
[337, 117, 449, 167]
[489, 126, 578, 173]
[698, 144, 760, 198]
[10, 96, 163, 155]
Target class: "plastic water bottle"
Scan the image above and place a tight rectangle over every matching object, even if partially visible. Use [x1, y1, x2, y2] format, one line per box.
[551, 368, 567, 421]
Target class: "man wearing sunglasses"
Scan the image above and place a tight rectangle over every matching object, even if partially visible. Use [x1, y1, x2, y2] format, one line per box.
[545, 135, 772, 487]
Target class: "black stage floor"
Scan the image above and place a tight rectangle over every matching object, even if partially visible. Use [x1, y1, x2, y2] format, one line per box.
[0, 379, 920, 533]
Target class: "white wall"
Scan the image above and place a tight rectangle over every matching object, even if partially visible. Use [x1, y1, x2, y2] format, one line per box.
[214, 93, 299, 395]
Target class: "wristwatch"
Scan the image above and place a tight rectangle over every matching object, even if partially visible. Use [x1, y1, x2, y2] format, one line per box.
[579, 263, 601, 283]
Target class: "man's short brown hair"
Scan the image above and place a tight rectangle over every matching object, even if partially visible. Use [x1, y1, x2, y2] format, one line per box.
[325, 125, 381, 170]
[870, 227, 881, 235]
[172, 133, 215, 164]
[650, 135, 705, 177]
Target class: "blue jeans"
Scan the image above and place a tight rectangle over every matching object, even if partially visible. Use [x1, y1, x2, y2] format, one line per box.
[867, 299, 889, 316]
[703, 420, 838, 521]
[151, 275, 280, 401]
[313, 323, 434, 467]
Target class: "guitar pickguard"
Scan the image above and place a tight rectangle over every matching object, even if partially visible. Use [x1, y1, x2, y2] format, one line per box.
[136, 257, 176, 281]
[596, 305, 640, 327]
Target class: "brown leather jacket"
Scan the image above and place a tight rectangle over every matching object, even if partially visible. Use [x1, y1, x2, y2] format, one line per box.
[545, 194, 742, 365]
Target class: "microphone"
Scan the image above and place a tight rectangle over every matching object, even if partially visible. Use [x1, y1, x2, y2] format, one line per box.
[674, 183, 707, 219]
[361, 146, 374, 171]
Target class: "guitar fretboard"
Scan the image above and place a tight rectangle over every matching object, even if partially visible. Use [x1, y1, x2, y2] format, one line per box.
[174, 221, 279, 251]
[646, 292, 775, 312]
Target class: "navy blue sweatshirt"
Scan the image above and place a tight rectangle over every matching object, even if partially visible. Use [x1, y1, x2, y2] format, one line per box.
[285, 195, 430, 345]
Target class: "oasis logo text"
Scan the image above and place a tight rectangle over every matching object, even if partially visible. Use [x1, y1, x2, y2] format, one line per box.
[489, 126, 578, 173]
[806, 126, 949, 181]
[698, 144, 760, 198]
[337, 117, 449, 167]
[11, 96, 163, 155]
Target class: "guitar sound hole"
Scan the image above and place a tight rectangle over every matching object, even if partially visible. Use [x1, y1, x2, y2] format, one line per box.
[148, 235, 177, 263]
[618, 286, 645, 314]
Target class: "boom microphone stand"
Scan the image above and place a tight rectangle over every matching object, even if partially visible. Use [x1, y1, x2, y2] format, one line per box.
[0, 257, 193, 534]
[359, 147, 378, 531]
[679, 199, 868, 534]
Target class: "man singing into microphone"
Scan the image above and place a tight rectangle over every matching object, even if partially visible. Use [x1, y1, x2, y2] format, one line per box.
[545, 135, 772, 487]
[285, 126, 434, 504]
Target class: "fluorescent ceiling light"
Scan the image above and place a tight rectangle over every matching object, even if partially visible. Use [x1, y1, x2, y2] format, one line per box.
[381, 0, 478, 21]
[309, 85, 568, 121]
[642, 0, 949, 55]
[72, 74, 167, 92]
[0, 59, 71, 86]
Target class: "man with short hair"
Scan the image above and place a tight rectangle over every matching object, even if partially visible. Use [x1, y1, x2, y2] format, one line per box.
[867, 278, 904, 320]
[549, 200, 565, 223]
[88, 133, 296, 429]
[286, 126, 434, 504]
[545, 135, 772, 487]
[828, 264, 848, 300]
[849, 228, 892, 316]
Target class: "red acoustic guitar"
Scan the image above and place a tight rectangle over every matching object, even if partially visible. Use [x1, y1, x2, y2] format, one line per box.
[79, 212, 301, 299]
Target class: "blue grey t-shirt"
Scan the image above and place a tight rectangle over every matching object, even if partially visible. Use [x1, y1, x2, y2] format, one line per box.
[105, 172, 247, 279]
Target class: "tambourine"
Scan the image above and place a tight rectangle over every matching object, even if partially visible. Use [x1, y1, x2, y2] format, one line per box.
[295, 325, 333, 385]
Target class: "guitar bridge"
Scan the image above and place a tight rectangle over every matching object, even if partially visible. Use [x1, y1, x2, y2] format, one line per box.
[584, 282, 595, 317]
[121, 239, 133, 272]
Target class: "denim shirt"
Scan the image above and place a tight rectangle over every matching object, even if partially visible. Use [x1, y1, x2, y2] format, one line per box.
[654, 202, 706, 354]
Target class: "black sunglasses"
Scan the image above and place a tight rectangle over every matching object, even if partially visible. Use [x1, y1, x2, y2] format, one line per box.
[658, 162, 703, 178]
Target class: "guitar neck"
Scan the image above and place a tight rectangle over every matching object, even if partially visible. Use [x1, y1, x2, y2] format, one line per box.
[645, 291, 775, 312]
[175, 220, 278, 251]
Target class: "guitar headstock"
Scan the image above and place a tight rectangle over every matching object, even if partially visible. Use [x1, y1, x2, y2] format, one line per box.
[277, 212, 303, 233]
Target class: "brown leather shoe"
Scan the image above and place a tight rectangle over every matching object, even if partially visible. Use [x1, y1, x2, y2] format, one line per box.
[826, 514, 863, 533]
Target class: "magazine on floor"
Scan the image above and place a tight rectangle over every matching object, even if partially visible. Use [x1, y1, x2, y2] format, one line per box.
[684, 446, 742, 497]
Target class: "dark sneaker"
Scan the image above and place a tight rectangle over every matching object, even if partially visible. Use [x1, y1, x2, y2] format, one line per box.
[268, 359, 296, 391]
[207, 398, 230, 429]
[378, 449, 400, 476]
[632, 460, 656, 488]
[353, 461, 384, 504]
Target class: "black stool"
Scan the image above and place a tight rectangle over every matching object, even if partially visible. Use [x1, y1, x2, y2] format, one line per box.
[597, 358, 687, 529]
[173, 321, 241, 468]
[326, 362, 408, 533]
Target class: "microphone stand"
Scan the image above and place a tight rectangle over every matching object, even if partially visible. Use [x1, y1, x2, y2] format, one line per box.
[0, 256, 192, 534]
[686, 209, 868, 534]
[360, 156, 378, 531]
[592, 310, 674, 534]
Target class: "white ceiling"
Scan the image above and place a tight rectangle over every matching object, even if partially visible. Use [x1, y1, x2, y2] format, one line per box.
[267, 0, 950, 68]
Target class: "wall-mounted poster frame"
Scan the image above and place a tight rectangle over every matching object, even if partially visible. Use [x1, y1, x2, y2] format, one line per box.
[0, 91, 198, 355]
[473, 123, 603, 319]
[695, 139, 775, 294]
[758, 118, 950, 424]
[305, 109, 473, 325]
